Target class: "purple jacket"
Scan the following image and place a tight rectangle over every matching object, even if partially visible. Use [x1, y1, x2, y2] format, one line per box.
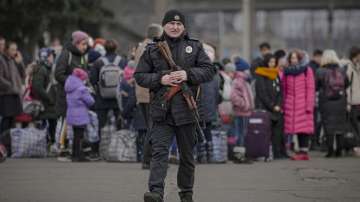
[65, 75, 95, 126]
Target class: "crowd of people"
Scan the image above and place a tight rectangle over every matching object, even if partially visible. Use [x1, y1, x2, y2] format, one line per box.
[1, 24, 360, 165]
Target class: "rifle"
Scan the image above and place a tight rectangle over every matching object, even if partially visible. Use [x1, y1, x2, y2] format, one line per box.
[156, 41, 206, 144]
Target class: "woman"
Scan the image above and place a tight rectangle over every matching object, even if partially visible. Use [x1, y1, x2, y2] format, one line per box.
[31, 48, 57, 146]
[0, 41, 25, 134]
[281, 50, 315, 161]
[316, 50, 348, 157]
[255, 54, 288, 159]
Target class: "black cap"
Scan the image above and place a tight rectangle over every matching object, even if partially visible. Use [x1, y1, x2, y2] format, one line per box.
[162, 9, 186, 27]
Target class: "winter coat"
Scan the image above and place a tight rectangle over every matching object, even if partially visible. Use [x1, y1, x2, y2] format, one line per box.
[31, 63, 57, 120]
[134, 34, 215, 126]
[55, 43, 88, 117]
[198, 72, 221, 123]
[255, 67, 282, 120]
[250, 56, 264, 76]
[121, 82, 147, 130]
[89, 53, 123, 111]
[281, 66, 315, 135]
[65, 75, 94, 126]
[0, 54, 25, 117]
[134, 39, 152, 104]
[230, 71, 254, 117]
[317, 64, 349, 134]
[0, 54, 25, 96]
[120, 80, 135, 117]
[346, 62, 360, 105]
[309, 60, 320, 74]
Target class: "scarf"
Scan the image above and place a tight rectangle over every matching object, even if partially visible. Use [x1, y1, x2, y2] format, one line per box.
[255, 67, 279, 80]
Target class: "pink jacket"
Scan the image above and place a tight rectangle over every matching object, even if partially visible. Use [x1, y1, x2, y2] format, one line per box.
[281, 67, 315, 135]
[230, 72, 254, 117]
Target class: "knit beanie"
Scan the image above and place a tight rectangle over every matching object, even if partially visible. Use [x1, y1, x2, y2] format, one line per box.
[235, 58, 250, 71]
[162, 10, 186, 27]
[72, 68, 88, 81]
[72, 31, 89, 45]
[224, 63, 236, 73]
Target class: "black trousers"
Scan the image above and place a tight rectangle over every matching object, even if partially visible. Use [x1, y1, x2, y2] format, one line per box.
[93, 109, 119, 153]
[148, 122, 196, 197]
[324, 127, 344, 152]
[72, 126, 86, 159]
[350, 106, 360, 146]
[271, 117, 287, 158]
[297, 134, 310, 149]
[0, 117, 14, 135]
[47, 119, 57, 144]
[139, 103, 152, 165]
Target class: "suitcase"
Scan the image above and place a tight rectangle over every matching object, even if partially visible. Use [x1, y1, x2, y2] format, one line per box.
[245, 110, 272, 160]
[211, 128, 228, 163]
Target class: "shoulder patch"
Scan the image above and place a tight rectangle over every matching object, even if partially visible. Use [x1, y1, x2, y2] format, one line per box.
[187, 38, 199, 42]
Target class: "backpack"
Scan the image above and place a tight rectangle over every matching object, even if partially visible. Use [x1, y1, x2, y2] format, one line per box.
[324, 68, 345, 100]
[98, 56, 123, 99]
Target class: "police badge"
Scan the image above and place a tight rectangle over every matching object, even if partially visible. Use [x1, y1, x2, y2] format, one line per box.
[185, 46, 193, 54]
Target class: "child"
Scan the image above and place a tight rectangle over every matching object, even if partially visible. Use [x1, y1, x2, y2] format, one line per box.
[230, 59, 254, 149]
[65, 68, 95, 162]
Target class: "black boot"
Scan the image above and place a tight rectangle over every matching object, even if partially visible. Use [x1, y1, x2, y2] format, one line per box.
[144, 192, 163, 202]
[325, 134, 335, 158]
[325, 148, 334, 158]
[72, 131, 89, 162]
[335, 135, 343, 157]
[179, 192, 193, 202]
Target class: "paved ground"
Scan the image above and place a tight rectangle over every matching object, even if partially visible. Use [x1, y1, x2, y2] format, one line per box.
[0, 153, 360, 202]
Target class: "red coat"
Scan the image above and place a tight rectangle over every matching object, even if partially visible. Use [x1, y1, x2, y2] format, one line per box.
[280, 67, 315, 135]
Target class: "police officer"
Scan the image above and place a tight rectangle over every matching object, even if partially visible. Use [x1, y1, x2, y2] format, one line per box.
[135, 10, 215, 202]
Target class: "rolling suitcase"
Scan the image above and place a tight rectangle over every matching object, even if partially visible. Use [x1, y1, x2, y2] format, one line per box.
[245, 110, 272, 160]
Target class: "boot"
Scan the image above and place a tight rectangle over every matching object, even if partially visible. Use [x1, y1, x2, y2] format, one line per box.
[325, 134, 335, 158]
[144, 192, 163, 202]
[72, 133, 89, 162]
[179, 192, 194, 202]
[325, 148, 334, 158]
[335, 135, 343, 157]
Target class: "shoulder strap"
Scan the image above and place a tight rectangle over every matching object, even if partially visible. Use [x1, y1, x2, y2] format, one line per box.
[196, 86, 201, 101]
[113, 56, 122, 66]
[68, 52, 72, 66]
[100, 57, 110, 66]
[46, 65, 56, 93]
[351, 71, 354, 102]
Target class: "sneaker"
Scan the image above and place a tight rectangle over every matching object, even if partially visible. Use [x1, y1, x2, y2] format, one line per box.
[57, 150, 72, 162]
[142, 163, 150, 170]
[71, 157, 90, 162]
[179, 192, 194, 202]
[290, 153, 303, 161]
[87, 152, 101, 161]
[301, 153, 310, 160]
[57, 156, 72, 162]
[144, 192, 163, 202]
[169, 155, 179, 164]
